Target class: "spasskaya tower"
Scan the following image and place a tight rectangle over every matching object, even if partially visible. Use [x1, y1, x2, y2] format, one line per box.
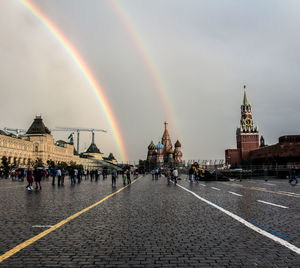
[225, 85, 260, 166]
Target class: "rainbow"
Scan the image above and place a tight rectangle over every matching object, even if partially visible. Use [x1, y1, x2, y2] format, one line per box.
[109, 1, 180, 139]
[19, 0, 128, 161]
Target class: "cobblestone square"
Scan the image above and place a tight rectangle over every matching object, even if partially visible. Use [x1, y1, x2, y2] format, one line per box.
[0, 175, 299, 267]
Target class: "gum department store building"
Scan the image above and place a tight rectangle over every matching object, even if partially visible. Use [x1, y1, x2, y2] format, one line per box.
[0, 116, 117, 169]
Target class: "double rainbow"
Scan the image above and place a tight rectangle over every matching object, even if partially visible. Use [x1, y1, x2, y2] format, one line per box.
[109, 0, 180, 138]
[19, 0, 128, 161]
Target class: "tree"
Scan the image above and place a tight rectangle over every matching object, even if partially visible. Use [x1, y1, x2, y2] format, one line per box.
[1, 156, 10, 177]
[47, 159, 56, 169]
[57, 161, 68, 170]
[34, 158, 44, 168]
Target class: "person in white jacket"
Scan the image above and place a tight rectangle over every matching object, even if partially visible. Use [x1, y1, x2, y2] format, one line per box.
[172, 168, 178, 185]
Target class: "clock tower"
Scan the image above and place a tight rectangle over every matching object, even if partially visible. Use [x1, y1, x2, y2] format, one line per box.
[236, 85, 259, 161]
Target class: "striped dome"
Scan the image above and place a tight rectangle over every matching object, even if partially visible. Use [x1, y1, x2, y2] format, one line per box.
[148, 140, 156, 150]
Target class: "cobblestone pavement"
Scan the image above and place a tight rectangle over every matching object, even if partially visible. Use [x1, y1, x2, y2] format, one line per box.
[0, 175, 299, 267]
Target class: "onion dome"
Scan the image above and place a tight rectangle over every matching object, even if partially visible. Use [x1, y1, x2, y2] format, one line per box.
[156, 141, 164, 150]
[175, 140, 181, 147]
[148, 140, 156, 150]
[167, 148, 174, 154]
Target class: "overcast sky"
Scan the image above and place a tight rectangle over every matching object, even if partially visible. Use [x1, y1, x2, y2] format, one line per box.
[1, 0, 300, 162]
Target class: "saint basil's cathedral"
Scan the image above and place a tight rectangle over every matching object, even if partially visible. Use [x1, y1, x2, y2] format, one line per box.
[147, 122, 183, 167]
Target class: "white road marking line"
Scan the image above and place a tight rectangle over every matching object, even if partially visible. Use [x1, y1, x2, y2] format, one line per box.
[257, 200, 288, 209]
[176, 183, 300, 255]
[263, 183, 276, 186]
[199, 183, 206, 187]
[278, 191, 300, 196]
[256, 187, 267, 190]
[32, 225, 53, 228]
[211, 187, 220, 191]
[228, 191, 243, 197]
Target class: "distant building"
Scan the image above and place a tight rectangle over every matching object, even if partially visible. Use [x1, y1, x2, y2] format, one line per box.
[225, 86, 300, 167]
[0, 116, 118, 170]
[147, 121, 183, 167]
[248, 135, 300, 166]
[225, 86, 259, 166]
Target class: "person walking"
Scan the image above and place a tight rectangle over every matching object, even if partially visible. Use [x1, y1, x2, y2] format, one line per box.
[151, 170, 155, 180]
[126, 169, 131, 185]
[165, 168, 171, 185]
[172, 168, 178, 185]
[122, 170, 127, 186]
[52, 167, 56, 186]
[111, 169, 117, 187]
[57, 168, 62, 186]
[26, 167, 34, 190]
[33, 168, 42, 190]
[70, 168, 76, 184]
[61, 169, 65, 185]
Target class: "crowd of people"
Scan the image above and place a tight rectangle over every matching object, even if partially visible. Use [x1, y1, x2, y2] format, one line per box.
[0, 166, 143, 191]
[150, 167, 179, 185]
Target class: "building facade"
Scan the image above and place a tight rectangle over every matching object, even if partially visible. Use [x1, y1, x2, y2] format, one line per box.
[147, 121, 183, 167]
[0, 116, 118, 170]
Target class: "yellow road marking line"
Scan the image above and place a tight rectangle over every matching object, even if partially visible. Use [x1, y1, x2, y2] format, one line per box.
[0, 176, 142, 263]
[220, 182, 300, 198]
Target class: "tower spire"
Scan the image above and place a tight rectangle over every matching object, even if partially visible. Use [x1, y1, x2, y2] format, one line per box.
[164, 121, 168, 130]
[243, 85, 249, 106]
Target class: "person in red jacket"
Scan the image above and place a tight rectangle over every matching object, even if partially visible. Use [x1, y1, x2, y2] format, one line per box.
[26, 167, 34, 191]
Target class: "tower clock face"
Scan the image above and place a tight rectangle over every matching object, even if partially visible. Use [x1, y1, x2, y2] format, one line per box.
[245, 118, 252, 127]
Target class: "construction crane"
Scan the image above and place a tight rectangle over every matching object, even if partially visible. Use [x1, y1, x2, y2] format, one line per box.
[4, 128, 26, 136]
[52, 127, 107, 153]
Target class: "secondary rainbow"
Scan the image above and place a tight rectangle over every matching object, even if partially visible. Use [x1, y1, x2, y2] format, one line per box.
[109, 0, 180, 139]
[19, 0, 128, 161]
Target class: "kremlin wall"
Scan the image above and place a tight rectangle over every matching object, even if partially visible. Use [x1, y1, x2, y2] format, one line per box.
[0, 116, 117, 170]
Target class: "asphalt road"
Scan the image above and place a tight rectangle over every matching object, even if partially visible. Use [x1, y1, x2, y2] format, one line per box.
[0, 175, 299, 267]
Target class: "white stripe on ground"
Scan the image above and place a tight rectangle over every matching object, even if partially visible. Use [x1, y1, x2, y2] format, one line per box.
[199, 184, 206, 187]
[228, 191, 243, 197]
[256, 187, 267, 190]
[32, 225, 53, 228]
[279, 191, 300, 196]
[257, 200, 288, 209]
[211, 187, 220, 191]
[264, 183, 276, 186]
[176, 183, 300, 255]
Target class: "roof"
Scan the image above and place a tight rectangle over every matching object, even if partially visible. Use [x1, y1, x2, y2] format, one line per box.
[156, 141, 164, 150]
[26, 116, 51, 135]
[0, 130, 8, 136]
[107, 153, 116, 160]
[86, 142, 101, 154]
[167, 148, 174, 154]
[162, 121, 170, 140]
[148, 140, 156, 150]
[175, 140, 181, 147]
[56, 140, 67, 145]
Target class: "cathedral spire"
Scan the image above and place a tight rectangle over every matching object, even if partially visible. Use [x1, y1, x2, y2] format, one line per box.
[162, 121, 172, 152]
